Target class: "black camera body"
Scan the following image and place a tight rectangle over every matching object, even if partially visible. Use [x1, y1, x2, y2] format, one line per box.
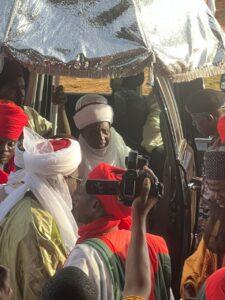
[86, 151, 163, 206]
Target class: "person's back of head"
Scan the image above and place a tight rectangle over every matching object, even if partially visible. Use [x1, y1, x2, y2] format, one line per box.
[42, 267, 97, 300]
[0, 266, 12, 300]
[186, 89, 225, 115]
[185, 89, 225, 137]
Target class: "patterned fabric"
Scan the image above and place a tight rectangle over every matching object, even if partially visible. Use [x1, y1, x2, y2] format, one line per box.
[180, 238, 225, 298]
[66, 231, 171, 300]
[0, 195, 67, 300]
[98, 230, 171, 300]
[195, 137, 221, 245]
[196, 177, 211, 245]
[204, 150, 225, 180]
[84, 238, 125, 300]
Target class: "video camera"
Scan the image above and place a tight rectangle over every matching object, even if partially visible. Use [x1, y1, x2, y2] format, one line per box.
[86, 151, 163, 206]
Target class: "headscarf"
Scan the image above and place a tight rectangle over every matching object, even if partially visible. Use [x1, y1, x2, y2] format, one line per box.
[78, 163, 132, 243]
[0, 128, 81, 252]
[73, 94, 113, 130]
[0, 101, 28, 140]
[88, 163, 131, 228]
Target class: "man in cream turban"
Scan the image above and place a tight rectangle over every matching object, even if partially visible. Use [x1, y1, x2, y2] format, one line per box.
[74, 94, 130, 179]
[0, 128, 81, 300]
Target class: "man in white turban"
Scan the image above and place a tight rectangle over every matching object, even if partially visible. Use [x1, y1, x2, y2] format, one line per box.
[0, 128, 81, 300]
[74, 94, 130, 179]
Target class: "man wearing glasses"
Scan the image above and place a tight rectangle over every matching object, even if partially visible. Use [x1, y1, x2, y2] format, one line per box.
[0, 101, 28, 184]
[181, 143, 225, 299]
[186, 89, 225, 143]
[185, 89, 225, 245]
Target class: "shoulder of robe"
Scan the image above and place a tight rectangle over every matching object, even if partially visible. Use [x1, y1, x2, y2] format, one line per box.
[0, 194, 57, 240]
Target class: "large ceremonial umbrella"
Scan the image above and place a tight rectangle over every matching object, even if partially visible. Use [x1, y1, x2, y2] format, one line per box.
[0, 0, 225, 82]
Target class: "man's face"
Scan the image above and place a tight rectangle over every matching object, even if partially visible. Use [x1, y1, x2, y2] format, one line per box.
[82, 122, 111, 149]
[64, 170, 79, 197]
[0, 76, 25, 105]
[206, 179, 225, 208]
[72, 185, 96, 226]
[0, 138, 16, 164]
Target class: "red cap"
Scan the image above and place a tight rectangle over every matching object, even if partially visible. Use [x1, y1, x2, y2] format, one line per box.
[0, 101, 28, 141]
[88, 163, 131, 229]
[49, 138, 71, 152]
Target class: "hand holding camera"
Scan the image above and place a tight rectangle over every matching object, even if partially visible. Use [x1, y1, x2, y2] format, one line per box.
[132, 166, 159, 217]
[86, 151, 163, 207]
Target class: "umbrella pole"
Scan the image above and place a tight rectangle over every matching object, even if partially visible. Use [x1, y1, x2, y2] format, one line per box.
[51, 76, 60, 136]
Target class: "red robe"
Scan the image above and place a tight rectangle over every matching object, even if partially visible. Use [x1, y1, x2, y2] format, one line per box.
[78, 216, 171, 300]
[0, 158, 15, 184]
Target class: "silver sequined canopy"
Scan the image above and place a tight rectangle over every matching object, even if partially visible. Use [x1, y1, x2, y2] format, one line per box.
[0, 0, 225, 81]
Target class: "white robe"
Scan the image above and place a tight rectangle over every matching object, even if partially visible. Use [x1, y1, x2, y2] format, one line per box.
[65, 243, 175, 300]
[206, 0, 216, 15]
[78, 127, 130, 179]
[65, 244, 114, 300]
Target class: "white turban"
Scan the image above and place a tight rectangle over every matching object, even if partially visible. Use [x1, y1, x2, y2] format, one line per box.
[0, 128, 81, 252]
[73, 94, 114, 130]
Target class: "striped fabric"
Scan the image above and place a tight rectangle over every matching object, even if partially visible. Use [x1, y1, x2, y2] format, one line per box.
[83, 229, 171, 300]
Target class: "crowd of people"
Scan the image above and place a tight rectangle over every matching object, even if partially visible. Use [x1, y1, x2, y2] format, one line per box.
[0, 54, 225, 300]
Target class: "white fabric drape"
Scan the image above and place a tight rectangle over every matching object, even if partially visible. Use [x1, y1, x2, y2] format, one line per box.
[78, 127, 130, 179]
[205, 0, 216, 15]
[0, 128, 81, 252]
[14, 144, 25, 169]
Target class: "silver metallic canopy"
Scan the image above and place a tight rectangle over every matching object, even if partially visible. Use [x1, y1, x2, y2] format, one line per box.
[0, 0, 225, 82]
